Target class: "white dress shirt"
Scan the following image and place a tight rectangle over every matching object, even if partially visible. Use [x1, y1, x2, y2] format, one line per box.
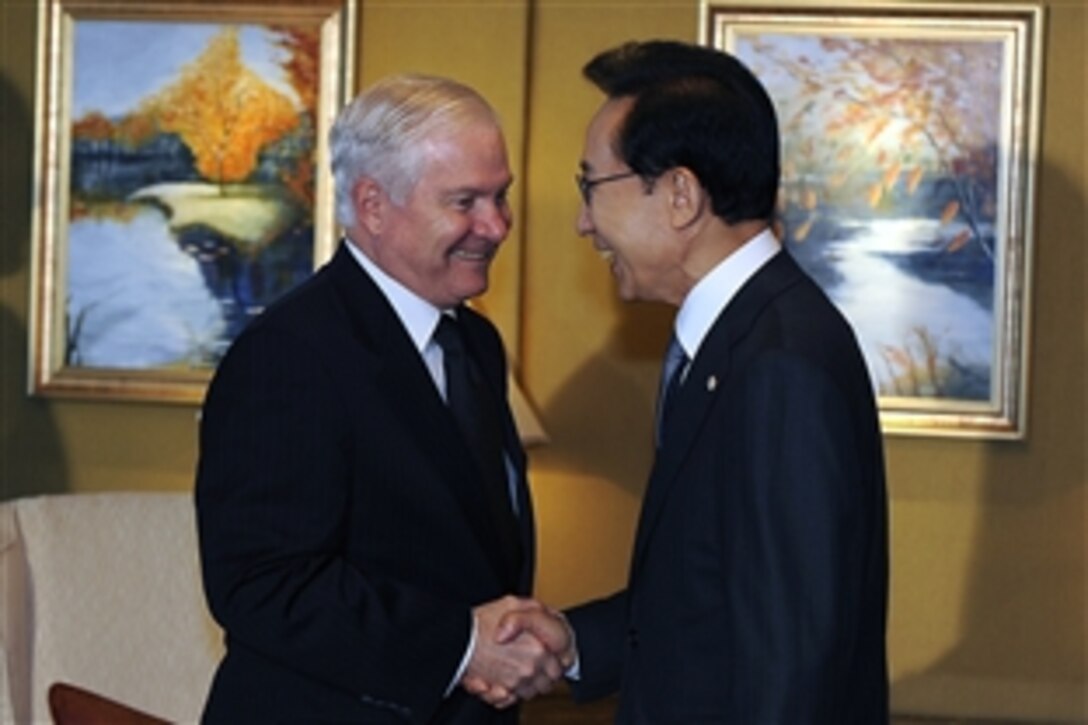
[672, 227, 782, 368]
[343, 241, 479, 694]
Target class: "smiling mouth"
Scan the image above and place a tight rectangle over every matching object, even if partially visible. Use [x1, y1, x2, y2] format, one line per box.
[452, 247, 495, 263]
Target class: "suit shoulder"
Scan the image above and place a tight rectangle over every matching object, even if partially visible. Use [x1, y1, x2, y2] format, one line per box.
[235, 258, 360, 350]
[215, 264, 347, 375]
[731, 259, 870, 384]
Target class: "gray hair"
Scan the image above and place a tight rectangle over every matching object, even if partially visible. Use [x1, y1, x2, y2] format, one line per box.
[329, 74, 501, 228]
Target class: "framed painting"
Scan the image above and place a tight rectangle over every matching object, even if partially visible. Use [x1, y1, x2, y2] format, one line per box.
[28, 0, 356, 403]
[703, 1, 1043, 439]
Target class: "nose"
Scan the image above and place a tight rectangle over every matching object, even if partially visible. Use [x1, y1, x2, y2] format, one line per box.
[575, 200, 593, 236]
[474, 200, 510, 241]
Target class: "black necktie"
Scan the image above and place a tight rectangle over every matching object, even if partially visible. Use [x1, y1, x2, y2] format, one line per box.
[655, 335, 688, 447]
[433, 315, 520, 556]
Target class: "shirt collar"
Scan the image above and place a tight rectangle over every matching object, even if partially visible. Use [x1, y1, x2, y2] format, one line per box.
[343, 240, 442, 353]
[674, 227, 781, 359]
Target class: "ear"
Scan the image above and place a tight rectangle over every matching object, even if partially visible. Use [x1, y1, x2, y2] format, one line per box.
[666, 167, 706, 230]
[351, 177, 386, 235]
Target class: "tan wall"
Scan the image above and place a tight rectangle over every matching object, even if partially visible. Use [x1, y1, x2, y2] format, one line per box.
[1, 0, 1084, 720]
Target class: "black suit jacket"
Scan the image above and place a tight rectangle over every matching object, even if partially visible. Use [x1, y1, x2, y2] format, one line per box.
[567, 250, 888, 724]
[195, 243, 533, 724]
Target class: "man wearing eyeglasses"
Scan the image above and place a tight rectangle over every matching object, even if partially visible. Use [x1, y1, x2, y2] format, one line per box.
[498, 40, 890, 723]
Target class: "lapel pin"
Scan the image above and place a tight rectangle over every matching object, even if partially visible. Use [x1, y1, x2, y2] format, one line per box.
[706, 375, 718, 391]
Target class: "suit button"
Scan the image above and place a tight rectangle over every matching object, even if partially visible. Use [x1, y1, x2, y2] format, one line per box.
[627, 627, 639, 648]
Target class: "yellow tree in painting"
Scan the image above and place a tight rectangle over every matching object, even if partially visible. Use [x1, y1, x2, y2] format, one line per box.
[145, 28, 300, 187]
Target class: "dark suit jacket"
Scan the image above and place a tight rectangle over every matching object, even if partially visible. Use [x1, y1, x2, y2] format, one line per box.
[567, 250, 888, 724]
[195, 243, 533, 724]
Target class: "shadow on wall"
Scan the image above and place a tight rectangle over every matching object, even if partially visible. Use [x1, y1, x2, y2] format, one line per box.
[1, 71, 68, 499]
[890, 160, 1087, 719]
[537, 296, 673, 495]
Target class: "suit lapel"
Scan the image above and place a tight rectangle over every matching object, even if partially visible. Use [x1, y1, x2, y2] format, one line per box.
[630, 251, 806, 577]
[457, 307, 532, 590]
[326, 245, 522, 587]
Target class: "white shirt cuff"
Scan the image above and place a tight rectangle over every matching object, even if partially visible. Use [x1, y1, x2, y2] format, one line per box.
[446, 612, 477, 696]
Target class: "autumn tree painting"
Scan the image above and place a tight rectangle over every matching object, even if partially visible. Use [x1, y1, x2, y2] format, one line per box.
[64, 20, 328, 372]
[755, 37, 1002, 262]
[143, 28, 300, 188]
[734, 32, 1009, 404]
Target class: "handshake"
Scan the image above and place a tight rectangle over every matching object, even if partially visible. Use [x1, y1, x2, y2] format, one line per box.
[461, 596, 577, 709]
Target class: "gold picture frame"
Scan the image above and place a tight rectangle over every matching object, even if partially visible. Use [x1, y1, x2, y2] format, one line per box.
[703, 1, 1043, 439]
[29, 0, 355, 403]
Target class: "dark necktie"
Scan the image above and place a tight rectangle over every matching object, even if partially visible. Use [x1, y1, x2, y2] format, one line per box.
[433, 315, 521, 557]
[655, 335, 688, 447]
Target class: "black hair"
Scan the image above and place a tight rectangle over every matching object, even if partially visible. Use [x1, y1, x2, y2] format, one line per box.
[583, 40, 780, 224]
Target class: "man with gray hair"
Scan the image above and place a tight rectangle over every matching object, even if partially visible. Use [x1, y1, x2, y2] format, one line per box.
[196, 74, 571, 723]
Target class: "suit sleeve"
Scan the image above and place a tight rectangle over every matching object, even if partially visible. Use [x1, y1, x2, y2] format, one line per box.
[563, 591, 628, 703]
[723, 349, 875, 721]
[195, 322, 468, 723]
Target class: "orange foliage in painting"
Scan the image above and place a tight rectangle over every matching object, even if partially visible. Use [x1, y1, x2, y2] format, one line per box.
[72, 112, 114, 141]
[115, 113, 158, 149]
[881, 160, 901, 190]
[73, 107, 157, 150]
[144, 28, 299, 185]
[793, 215, 816, 242]
[906, 166, 924, 194]
[866, 182, 883, 209]
[801, 188, 819, 210]
[753, 36, 1002, 258]
[268, 25, 321, 209]
[939, 200, 961, 225]
[945, 229, 972, 253]
[270, 25, 320, 112]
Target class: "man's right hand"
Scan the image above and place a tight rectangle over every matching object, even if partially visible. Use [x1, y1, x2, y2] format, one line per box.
[460, 596, 574, 708]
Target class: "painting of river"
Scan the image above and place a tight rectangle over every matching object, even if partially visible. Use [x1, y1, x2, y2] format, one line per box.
[64, 19, 324, 370]
[730, 29, 1009, 406]
[787, 212, 994, 402]
[700, 0, 1044, 442]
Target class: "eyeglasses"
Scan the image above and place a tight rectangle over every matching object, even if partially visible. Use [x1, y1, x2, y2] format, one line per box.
[575, 170, 639, 205]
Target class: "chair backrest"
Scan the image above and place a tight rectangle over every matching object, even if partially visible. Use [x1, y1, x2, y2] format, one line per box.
[0, 492, 223, 723]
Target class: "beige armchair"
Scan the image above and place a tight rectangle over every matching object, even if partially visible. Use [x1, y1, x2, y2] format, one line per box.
[0, 492, 223, 723]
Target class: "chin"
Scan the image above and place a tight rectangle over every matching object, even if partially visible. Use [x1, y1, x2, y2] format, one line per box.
[451, 269, 489, 297]
[612, 274, 635, 301]
[459, 283, 489, 303]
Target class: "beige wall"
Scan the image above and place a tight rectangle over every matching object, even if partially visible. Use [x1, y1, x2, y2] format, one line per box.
[1, 0, 1084, 720]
